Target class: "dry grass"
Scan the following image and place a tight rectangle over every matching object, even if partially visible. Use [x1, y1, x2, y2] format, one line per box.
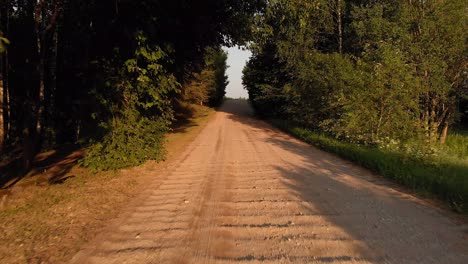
[0, 104, 215, 264]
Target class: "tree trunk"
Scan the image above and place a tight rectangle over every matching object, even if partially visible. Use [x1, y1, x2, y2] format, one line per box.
[0, 1, 6, 152]
[439, 107, 452, 144]
[43, 25, 58, 146]
[36, 59, 45, 145]
[34, 0, 60, 149]
[22, 121, 34, 171]
[0, 53, 4, 153]
[337, 0, 343, 54]
[3, 49, 9, 144]
[35, 8, 46, 148]
[3, 4, 10, 144]
[20, 0, 37, 171]
[439, 120, 449, 144]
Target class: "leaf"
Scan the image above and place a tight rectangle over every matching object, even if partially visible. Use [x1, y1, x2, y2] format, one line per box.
[0, 36, 10, 53]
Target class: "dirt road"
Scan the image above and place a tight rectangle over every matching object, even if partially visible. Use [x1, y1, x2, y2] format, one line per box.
[71, 100, 467, 264]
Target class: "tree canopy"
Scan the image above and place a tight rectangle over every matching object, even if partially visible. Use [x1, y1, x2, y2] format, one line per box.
[1, 0, 466, 172]
[0, 0, 264, 170]
[244, 0, 467, 146]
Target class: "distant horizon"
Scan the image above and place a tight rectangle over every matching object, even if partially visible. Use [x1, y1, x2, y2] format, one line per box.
[223, 46, 252, 99]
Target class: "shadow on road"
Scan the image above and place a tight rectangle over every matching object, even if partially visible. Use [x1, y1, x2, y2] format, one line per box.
[216, 99, 468, 263]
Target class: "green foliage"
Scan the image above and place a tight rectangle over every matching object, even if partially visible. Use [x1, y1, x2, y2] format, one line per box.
[0, 34, 9, 53]
[272, 119, 468, 213]
[442, 130, 468, 161]
[245, 0, 468, 145]
[287, 52, 362, 130]
[3, 0, 264, 173]
[80, 33, 180, 171]
[184, 47, 228, 107]
[245, 0, 468, 212]
[208, 48, 229, 106]
[242, 43, 290, 117]
[184, 69, 215, 105]
[0, 26, 8, 53]
[80, 117, 167, 172]
[324, 44, 420, 143]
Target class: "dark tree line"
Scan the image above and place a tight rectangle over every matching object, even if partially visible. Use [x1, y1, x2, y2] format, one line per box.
[244, 0, 467, 146]
[0, 0, 264, 171]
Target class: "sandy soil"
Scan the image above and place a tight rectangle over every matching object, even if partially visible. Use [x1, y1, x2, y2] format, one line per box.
[70, 100, 468, 264]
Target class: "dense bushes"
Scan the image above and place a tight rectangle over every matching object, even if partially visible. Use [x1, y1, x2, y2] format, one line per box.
[80, 117, 168, 171]
[80, 35, 178, 171]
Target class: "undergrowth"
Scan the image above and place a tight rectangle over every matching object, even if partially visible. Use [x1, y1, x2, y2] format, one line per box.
[79, 33, 178, 172]
[79, 117, 167, 172]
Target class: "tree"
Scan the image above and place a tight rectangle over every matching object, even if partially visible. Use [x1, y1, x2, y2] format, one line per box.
[0, 0, 264, 172]
[33, 0, 61, 147]
[0, 0, 9, 153]
[243, 43, 290, 118]
[408, 0, 467, 143]
[80, 33, 180, 171]
[0, 32, 8, 152]
[207, 47, 229, 107]
[184, 47, 228, 107]
[245, 0, 467, 146]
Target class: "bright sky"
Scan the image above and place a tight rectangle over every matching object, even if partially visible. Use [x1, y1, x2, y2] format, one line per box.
[223, 46, 252, 99]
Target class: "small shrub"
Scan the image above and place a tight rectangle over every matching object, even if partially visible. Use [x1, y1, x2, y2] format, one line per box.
[80, 33, 179, 171]
[80, 117, 167, 172]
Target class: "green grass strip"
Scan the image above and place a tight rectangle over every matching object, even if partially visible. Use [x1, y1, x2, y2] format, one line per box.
[270, 119, 468, 214]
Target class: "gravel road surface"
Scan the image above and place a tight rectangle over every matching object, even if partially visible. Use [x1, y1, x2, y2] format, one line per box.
[70, 100, 468, 264]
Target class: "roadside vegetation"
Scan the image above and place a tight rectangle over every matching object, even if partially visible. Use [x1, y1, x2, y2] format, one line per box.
[244, 0, 467, 212]
[0, 104, 215, 263]
[0, 1, 263, 174]
[0, 1, 261, 262]
[0, 0, 466, 260]
[273, 120, 468, 213]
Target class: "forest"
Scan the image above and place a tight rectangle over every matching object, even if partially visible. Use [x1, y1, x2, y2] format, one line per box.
[0, 0, 466, 198]
[0, 0, 263, 173]
[244, 0, 467, 144]
[0, 0, 467, 262]
[243, 0, 467, 211]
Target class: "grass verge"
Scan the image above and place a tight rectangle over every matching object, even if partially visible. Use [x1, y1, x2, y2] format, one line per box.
[0, 104, 215, 263]
[270, 119, 468, 214]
